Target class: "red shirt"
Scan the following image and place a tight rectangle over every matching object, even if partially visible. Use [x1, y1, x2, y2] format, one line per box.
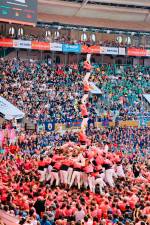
[78, 131, 87, 142]
[84, 83, 91, 92]
[84, 61, 92, 71]
[80, 104, 88, 116]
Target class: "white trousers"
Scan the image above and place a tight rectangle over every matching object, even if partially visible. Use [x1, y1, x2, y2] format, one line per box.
[46, 166, 53, 181]
[67, 167, 73, 184]
[81, 172, 88, 188]
[105, 169, 115, 187]
[50, 171, 59, 186]
[38, 169, 47, 182]
[60, 170, 68, 184]
[81, 94, 89, 104]
[116, 165, 125, 178]
[83, 72, 91, 83]
[88, 176, 95, 193]
[94, 177, 106, 194]
[81, 118, 89, 131]
[69, 171, 81, 189]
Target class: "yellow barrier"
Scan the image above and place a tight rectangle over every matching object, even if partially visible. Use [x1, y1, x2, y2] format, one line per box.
[95, 122, 103, 128]
[55, 120, 149, 132]
[119, 120, 139, 127]
[147, 121, 150, 127]
[109, 122, 115, 127]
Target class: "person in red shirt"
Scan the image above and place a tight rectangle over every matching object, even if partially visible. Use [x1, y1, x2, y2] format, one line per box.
[83, 60, 92, 72]
[82, 81, 92, 104]
[78, 130, 88, 145]
[69, 156, 83, 190]
[79, 101, 89, 133]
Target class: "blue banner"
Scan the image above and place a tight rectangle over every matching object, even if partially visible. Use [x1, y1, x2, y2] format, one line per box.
[45, 122, 55, 132]
[62, 44, 81, 53]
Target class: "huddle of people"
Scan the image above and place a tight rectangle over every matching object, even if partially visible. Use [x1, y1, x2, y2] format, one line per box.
[0, 125, 150, 225]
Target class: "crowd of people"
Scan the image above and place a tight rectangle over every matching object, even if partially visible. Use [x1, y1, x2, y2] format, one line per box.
[0, 56, 149, 225]
[0, 59, 149, 125]
[0, 33, 145, 48]
[0, 126, 150, 225]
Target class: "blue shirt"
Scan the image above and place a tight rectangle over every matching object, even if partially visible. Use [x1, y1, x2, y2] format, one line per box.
[40, 220, 51, 225]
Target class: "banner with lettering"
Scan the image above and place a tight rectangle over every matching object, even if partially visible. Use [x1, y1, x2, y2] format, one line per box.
[62, 44, 81, 53]
[100, 47, 118, 55]
[50, 43, 62, 52]
[13, 40, 31, 49]
[31, 41, 50, 51]
[0, 38, 13, 47]
[128, 48, 147, 56]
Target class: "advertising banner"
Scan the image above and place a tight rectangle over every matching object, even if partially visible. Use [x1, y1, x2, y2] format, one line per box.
[89, 45, 100, 54]
[81, 45, 100, 54]
[50, 42, 62, 52]
[31, 41, 50, 51]
[118, 48, 126, 55]
[100, 47, 118, 55]
[13, 40, 31, 49]
[0, 38, 13, 47]
[62, 44, 81, 53]
[146, 49, 150, 57]
[128, 48, 147, 56]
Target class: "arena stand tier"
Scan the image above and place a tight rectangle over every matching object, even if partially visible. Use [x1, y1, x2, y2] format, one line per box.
[0, 59, 149, 125]
[0, 34, 142, 48]
[0, 57, 150, 225]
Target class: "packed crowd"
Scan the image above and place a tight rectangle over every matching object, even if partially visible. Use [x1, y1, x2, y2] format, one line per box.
[0, 33, 139, 48]
[0, 126, 150, 225]
[0, 55, 149, 225]
[0, 58, 149, 124]
[92, 64, 150, 122]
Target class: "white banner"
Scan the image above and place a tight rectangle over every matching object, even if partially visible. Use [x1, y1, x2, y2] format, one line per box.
[89, 82, 102, 94]
[100, 47, 118, 55]
[0, 96, 25, 120]
[118, 48, 126, 55]
[13, 40, 31, 49]
[146, 49, 150, 57]
[50, 43, 62, 52]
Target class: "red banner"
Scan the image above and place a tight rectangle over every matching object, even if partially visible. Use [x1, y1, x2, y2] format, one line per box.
[128, 48, 147, 56]
[89, 45, 100, 54]
[82, 45, 100, 54]
[81, 45, 89, 53]
[31, 41, 50, 51]
[0, 39, 13, 47]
